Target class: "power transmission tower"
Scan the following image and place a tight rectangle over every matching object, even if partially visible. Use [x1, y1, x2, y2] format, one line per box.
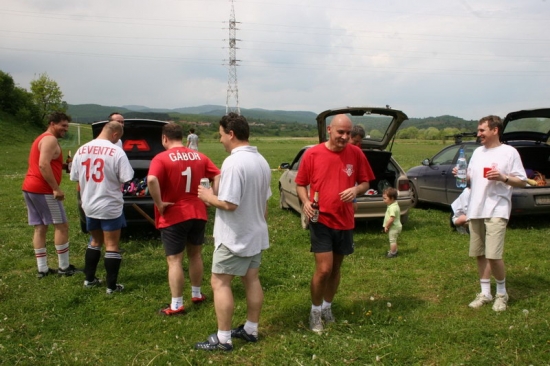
[225, 0, 240, 115]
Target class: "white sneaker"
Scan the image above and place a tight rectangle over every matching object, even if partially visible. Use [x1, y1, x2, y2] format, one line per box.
[492, 293, 509, 312]
[309, 310, 323, 333]
[468, 293, 493, 308]
[321, 307, 335, 324]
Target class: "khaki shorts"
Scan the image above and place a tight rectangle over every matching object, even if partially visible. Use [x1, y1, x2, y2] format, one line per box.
[388, 227, 402, 245]
[212, 244, 262, 276]
[468, 217, 508, 259]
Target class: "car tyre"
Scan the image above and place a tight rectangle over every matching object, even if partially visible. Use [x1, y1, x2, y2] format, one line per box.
[410, 181, 418, 208]
[279, 186, 289, 209]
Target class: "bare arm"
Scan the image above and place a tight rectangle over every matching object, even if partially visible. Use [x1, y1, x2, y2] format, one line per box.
[339, 181, 369, 203]
[147, 175, 173, 216]
[297, 185, 313, 218]
[197, 185, 238, 211]
[38, 136, 64, 200]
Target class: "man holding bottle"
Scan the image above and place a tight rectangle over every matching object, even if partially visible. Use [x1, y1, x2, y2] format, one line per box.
[453, 115, 527, 312]
[295, 114, 374, 333]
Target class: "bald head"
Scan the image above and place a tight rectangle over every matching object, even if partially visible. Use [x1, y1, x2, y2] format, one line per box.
[326, 114, 352, 151]
[99, 121, 124, 144]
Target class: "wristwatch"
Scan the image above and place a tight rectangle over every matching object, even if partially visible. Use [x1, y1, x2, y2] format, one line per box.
[504, 176, 509, 183]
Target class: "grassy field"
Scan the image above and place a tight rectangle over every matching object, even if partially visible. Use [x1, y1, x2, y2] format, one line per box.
[1, 124, 550, 365]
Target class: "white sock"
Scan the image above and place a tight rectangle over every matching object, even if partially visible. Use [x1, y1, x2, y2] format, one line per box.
[480, 279, 492, 298]
[496, 279, 506, 295]
[171, 297, 183, 310]
[55, 242, 70, 269]
[35, 248, 48, 272]
[191, 286, 201, 298]
[322, 300, 332, 310]
[244, 320, 258, 336]
[311, 304, 322, 312]
[217, 330, 232, 344]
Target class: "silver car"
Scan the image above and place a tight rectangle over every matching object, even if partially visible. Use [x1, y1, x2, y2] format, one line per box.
[279, 107, 413, 229]
[407, 108, 550, 216]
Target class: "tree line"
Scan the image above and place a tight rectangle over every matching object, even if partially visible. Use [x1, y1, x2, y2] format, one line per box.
[0, 70, 66, 128]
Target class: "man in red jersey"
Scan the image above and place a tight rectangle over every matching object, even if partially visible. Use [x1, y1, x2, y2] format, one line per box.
[296, 114, 374, 333]
[147, 123, 220, 315]
[22, 111, 79, 278]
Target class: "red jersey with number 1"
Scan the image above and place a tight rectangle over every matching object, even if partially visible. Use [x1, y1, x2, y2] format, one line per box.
[148, 147, 220, 228]
[295, 143, 374, 230]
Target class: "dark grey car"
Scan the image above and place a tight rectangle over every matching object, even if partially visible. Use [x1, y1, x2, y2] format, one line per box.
[77, 119, 168, 232]
[407, 108, 550, 216]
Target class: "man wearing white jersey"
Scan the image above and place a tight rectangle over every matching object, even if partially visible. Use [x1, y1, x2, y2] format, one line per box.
[70, 122, 134, 294]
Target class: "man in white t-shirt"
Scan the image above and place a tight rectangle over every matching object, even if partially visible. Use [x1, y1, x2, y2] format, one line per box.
[453, 115, 526, 312]
[70, 122, 134, 295]
[187, 128, 199, 151]
[195, 113, 271, 351]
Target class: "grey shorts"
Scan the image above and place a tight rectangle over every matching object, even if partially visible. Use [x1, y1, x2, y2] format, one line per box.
[388, 227, 402, 245]
[469, 217, 508, 259]
[23, 191, 67, 225]
[212, 244, 262, 277]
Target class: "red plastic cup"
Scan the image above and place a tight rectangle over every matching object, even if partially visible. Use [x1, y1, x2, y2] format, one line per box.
[483, 167, 491, 178]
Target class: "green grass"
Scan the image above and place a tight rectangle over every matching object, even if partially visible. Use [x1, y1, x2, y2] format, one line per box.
[1, 124, 550, 365]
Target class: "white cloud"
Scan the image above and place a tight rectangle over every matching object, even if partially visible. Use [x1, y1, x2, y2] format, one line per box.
[1, 0, 549, 119]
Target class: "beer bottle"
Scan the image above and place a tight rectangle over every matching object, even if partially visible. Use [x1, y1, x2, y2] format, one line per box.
[311, 191, 319, 223]
[66, 150, 72, 174]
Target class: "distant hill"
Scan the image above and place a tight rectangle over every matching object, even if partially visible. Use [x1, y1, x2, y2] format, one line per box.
[67, 103, 476, 130]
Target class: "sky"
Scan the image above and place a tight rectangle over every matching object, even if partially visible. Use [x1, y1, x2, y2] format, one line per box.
[1, 0, 549, 120]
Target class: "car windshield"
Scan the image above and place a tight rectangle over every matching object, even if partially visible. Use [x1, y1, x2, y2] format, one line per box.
[505, 116, 550, 134]
[326, 113, 394, 142]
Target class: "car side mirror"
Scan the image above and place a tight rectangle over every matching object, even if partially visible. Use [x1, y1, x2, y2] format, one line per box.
[279, 162, 290, 170]
[422, 158, 431, 166]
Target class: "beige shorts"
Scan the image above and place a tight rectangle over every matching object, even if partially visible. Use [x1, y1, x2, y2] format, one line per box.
[388, 227, 402, 245]
[212, 244, 262, 276]
[468, 217, 508, 259]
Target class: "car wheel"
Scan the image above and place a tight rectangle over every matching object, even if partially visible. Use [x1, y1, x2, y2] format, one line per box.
[300, 206, 310, 230]
[400, 212, 409, 224]
[279, 186, 289, 209]
[410, 181, 418, 208]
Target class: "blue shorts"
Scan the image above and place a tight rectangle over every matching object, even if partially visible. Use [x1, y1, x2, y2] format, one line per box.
[86, 214, 126, 232]
[309, 222, 354, 255]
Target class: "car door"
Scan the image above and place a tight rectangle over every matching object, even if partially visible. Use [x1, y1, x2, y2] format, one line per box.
[445, 143, 477, 204]
[280, 147, 308, 212]
[416, 145, 461, 204]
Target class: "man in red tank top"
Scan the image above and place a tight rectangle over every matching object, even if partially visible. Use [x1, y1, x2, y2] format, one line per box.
[22, 112, 79, 278]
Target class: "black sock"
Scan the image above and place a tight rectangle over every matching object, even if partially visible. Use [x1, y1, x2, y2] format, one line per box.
[104, 251, 122, 290]
[84, 247, 101, 282]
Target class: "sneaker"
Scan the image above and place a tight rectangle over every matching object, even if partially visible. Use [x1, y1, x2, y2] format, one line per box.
[191, 293, 207, 304]
[106, 284, 124, 295]
[492, 293, 509, 312]
[309, 309, 323, 333]
[84, 278, 102, 288]
[321, 307, 335, 324]
[231, 324, 258, 342]
[194, 333, 233, 351]
[58, 264, 80, 277]
[386, 251, 398, 258]
[159, 305, 185, 316]
[37, 268, 57, 279]
[468, 293, 493, 308]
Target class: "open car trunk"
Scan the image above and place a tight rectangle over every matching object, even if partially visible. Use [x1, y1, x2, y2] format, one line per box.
[77, 119, 168, 232]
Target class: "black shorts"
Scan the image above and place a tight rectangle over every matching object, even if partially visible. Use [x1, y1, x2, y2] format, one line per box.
[309, 222, 354, 255]
[160, 219, 206, 256]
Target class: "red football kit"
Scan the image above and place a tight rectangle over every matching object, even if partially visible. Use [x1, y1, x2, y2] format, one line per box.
[295, 143, 374, 230]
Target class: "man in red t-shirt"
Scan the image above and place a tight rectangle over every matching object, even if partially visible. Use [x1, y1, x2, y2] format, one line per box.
[147, 123, 220, 315]
[296, 114, 374, 333]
